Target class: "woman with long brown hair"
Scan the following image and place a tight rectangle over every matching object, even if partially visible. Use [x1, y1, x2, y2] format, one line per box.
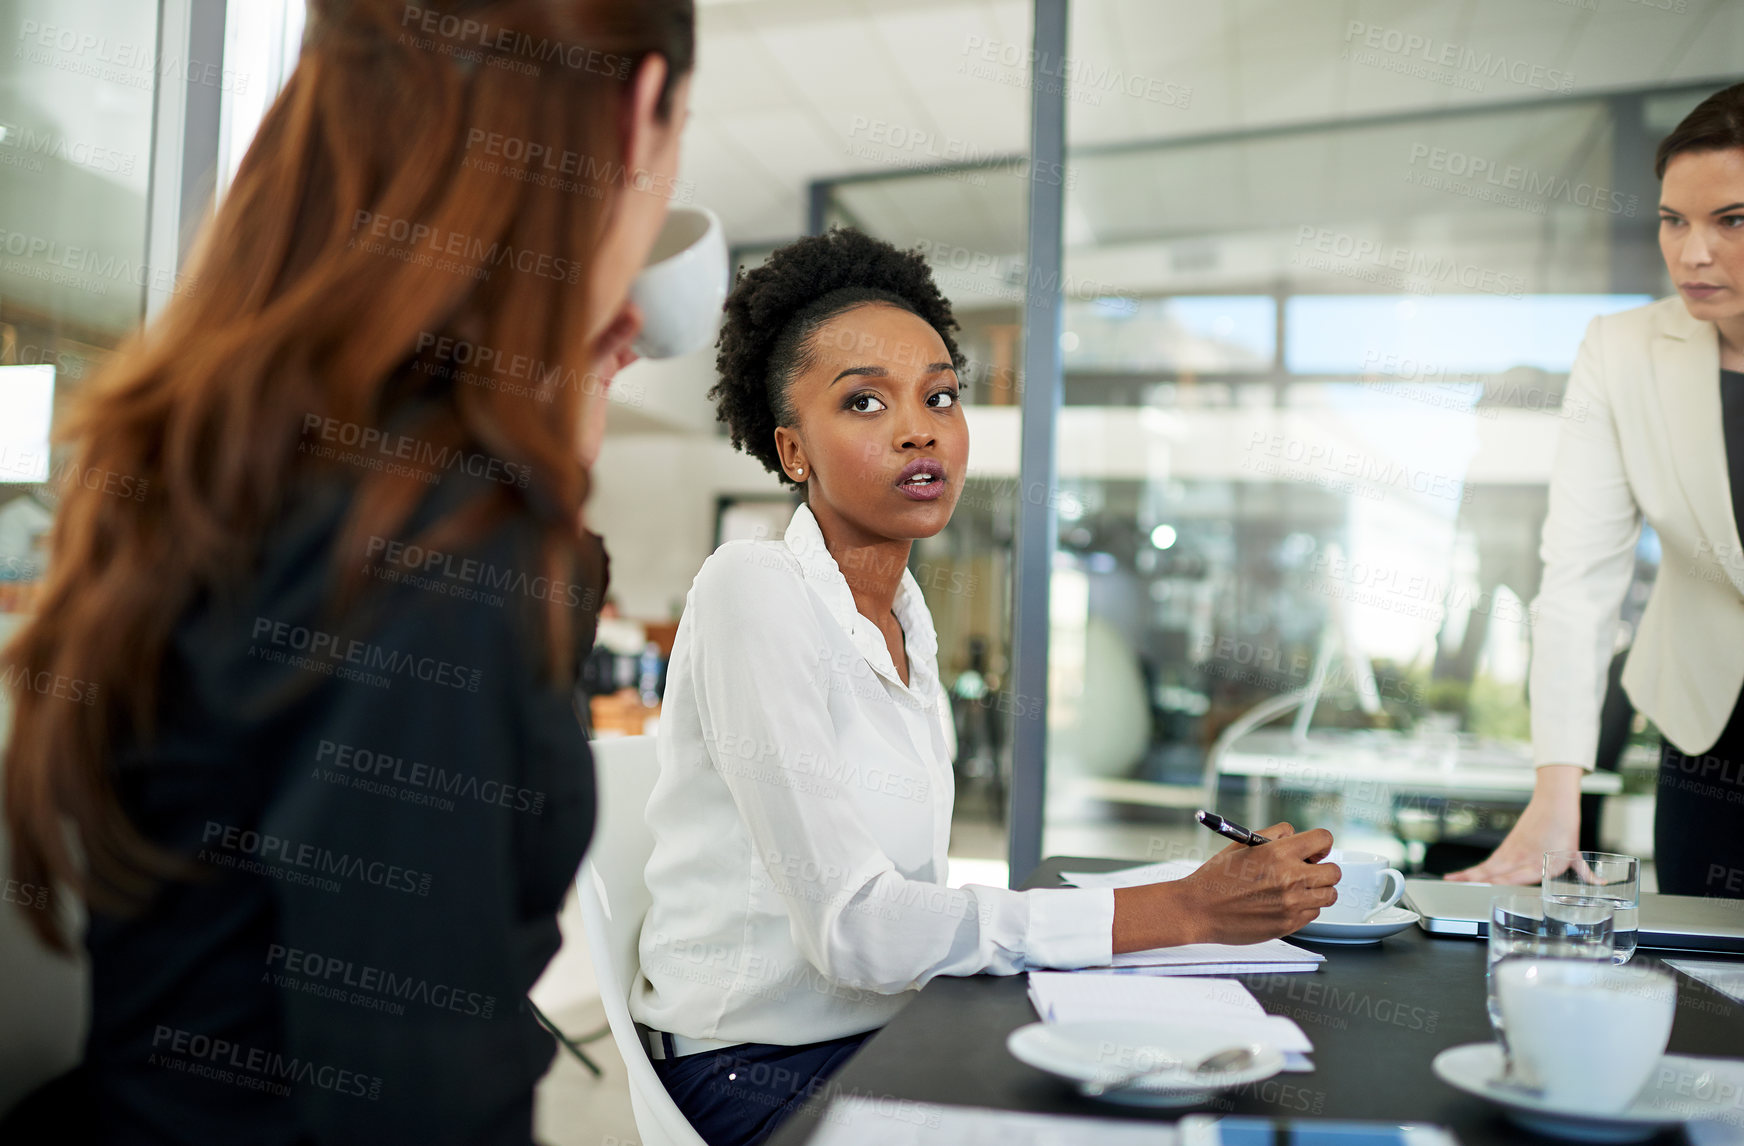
[2, 1, 693, 1141]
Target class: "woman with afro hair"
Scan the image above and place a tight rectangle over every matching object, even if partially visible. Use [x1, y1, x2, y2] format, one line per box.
[629, 228, 1341, 1146]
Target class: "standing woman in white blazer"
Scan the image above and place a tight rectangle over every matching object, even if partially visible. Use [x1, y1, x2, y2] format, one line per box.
[1453, 83, 1744, 898]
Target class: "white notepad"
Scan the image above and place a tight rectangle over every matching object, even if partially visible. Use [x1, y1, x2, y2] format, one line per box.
[1027, 971, 1315, 1070]
[1058, 858, 1202, 889]
[1107, 938, 1324, 974]
[809, 1096, 1179, 1146]
[1059, 858, 1325, 974]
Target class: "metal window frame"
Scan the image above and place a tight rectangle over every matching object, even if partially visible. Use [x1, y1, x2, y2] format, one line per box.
[1005, 0, 1067, 887]
[143, 0, 227, 323]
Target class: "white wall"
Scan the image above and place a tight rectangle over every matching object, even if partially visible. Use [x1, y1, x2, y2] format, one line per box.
[606, 343, 723, 436]
[586, 432, 787, 620]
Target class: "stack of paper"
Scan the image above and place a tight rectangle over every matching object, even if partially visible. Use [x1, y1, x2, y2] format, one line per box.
[1027, 971, 1315, 1071]
[1060, 859, 1325, 974]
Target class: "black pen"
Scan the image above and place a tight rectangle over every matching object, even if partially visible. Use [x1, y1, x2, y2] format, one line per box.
[1195, 809, 1273, 847]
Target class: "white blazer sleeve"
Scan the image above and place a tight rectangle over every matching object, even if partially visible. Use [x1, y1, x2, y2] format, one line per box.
[686, 550, 1114, 995]
[1529, 316, 1643, 770]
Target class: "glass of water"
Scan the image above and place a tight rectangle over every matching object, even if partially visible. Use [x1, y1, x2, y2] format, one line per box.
[1487, 892, 1614, 1059]
[1544, 850, 1640, 964]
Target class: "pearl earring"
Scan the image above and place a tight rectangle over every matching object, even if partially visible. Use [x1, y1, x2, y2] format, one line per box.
[796, 467, 804, 475]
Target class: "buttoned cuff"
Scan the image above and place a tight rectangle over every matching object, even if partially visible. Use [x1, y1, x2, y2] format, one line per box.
[1532, 753, 1597, 772]
[1022, 887, 1115, 970]
[1530, 713, 1598, 771]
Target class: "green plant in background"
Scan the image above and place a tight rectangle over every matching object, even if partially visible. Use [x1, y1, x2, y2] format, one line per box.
[1387, 668, 1531, 741]
[1464, 673, 1530, 741]
[1387, 666, 1463, 731]
[1422, 677, 1470, 716]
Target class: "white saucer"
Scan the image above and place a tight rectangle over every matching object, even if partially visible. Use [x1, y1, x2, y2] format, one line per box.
[1006, 1020, 1286, 1108]
[1433, 1042, 1744, 1142]
[1292, 906, 1420, 945]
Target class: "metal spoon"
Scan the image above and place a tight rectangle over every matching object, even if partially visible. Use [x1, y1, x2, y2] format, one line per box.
[1491, 1033, 1543, 1098]
[1081, 1045, 1261, 1096]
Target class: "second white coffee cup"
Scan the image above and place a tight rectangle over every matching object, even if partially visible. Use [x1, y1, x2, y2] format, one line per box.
[1319, 848, 1406, 924]
[1495, 959, 1675, 1113]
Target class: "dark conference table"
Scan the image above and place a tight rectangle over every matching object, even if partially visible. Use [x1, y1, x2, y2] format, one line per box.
[765, 856, 1744, 1146]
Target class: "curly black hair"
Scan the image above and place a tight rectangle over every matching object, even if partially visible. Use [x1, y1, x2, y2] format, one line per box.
[709, 227, 966, 486]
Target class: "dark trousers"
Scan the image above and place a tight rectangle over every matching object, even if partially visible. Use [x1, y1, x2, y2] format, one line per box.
[1657, 689, 1744, 898]
[652, 1031, 873, 1146]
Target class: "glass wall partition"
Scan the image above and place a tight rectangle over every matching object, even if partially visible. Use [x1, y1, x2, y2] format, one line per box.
[0, 0, 164, 615]
[2, 0, 300, 622]
[0, 0, 179, 1068]
[1039, 0, 1741, 873]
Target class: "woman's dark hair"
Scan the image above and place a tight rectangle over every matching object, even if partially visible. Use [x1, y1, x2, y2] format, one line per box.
[710, 227, 966, 485]
[1656, 82, 1744, 178]
[3, 0, 694, 952]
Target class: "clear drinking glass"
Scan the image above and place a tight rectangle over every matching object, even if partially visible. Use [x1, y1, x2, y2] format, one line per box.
[1486, 892, 1615, 1060]
[1544, 850, 1641, 964]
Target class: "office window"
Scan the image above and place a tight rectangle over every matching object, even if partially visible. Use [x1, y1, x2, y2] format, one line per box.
[0, 0, 163, 607]
[1032, 0, 1733, 868]
[217, 0, 306, 195]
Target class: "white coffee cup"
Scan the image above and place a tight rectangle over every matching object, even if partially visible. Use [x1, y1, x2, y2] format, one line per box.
[1319, 848, 1405, 923]
[1495, 959, 1675, 1113]
[627, 205, 728, 359]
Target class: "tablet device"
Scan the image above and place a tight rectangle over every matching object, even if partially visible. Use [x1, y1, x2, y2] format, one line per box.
[1179, 1115, 1458, 1146]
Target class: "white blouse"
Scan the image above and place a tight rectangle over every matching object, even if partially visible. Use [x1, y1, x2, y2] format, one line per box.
[630, 504, 1116, 1048]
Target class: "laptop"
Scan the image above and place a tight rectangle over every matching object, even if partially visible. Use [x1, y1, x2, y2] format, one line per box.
[1405, 879, 1744, 953]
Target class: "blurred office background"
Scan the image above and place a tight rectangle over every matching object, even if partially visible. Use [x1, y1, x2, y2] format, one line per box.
[3, 0, 1741, 1133]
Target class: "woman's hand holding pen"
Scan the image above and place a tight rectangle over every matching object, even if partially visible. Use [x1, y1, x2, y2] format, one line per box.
[1111, 823, 1340, 953]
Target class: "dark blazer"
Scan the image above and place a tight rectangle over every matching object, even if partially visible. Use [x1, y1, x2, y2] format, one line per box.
[64, 453, 603, 1144]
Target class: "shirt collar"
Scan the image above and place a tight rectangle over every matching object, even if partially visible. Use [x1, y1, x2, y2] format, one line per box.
[783, 503, 939, 688]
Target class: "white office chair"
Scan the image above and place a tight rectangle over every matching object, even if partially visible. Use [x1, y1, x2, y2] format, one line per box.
[0, 850, 87, 1121]
[577, 736, 705, 1146]
[0, 657, 89, 1118]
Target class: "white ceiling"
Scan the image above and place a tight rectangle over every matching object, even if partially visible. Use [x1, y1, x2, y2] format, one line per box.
[682, 0, 1744, 250]
[685, 0, 1031, 242]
